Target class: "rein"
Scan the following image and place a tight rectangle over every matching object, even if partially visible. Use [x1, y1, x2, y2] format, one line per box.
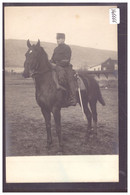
[30, 59, 51, 78]
[31, 68, 51, 88]
[31, 69, 51, 78]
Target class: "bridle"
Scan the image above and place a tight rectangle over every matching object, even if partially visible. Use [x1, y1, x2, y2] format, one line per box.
[25, 44, 51, 78]
[30, 60, 51, 78]
[30, 62, 40, 77]
[29, 53, 51, 78]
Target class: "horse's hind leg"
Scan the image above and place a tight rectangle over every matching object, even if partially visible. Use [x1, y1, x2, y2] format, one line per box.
[41, 108, 52, 149]
[89, 100, 97, 135]
[52, 107, 63, 152]
[83, 103, 92, 131]
[78, 91, 92, 130]
[82, 103, 93, 141]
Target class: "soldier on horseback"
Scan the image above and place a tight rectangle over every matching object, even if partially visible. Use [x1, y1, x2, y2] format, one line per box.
[50, 33, 77, 106]
[23, 39, 105, 151]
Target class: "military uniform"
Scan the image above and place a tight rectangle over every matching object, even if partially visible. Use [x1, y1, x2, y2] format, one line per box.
[50, 33, 77, 106]
[50, 43, 71, 67]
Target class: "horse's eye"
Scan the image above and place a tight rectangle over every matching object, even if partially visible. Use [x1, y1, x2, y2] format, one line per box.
[29, 50, 33, 54]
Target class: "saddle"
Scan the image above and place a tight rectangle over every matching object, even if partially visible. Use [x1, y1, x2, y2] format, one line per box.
[75, 73, 86, 90]
[51, 61, 87, 106]
[52, 70, 86, 91]
[52, 69, 86, 107]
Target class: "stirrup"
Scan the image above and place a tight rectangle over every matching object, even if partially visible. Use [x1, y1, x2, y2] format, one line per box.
[69, 99, 77, 106]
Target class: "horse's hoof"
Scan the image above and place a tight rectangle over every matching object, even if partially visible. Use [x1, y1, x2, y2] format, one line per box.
[56, 144, 63, 155]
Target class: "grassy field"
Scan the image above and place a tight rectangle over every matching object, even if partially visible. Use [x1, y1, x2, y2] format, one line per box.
[5, 74, 119, 156]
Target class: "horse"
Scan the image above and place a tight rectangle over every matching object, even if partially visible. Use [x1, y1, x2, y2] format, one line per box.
[23, 39, 105, 152]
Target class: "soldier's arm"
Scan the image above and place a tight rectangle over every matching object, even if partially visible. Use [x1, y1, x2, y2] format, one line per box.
[50, 48, 56, 64]
[61, 46, 71, 64]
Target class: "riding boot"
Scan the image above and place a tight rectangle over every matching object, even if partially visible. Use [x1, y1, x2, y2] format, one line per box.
[68, 80, 77, 106]
[69, 95, 77, 106]
[65, 66, 77, 106]
[52, 71, 65, 91]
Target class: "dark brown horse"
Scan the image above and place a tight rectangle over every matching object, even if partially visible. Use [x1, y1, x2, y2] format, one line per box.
[23, 40, 105, 152]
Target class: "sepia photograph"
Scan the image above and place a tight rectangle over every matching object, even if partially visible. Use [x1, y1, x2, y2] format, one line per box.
[3, 2, 127, 192]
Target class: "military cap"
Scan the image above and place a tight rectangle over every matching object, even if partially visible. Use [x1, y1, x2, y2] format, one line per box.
[56, 33, 65, 39]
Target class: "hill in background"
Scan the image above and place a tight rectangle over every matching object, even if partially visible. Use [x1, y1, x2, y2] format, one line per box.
[5, 39, 117, 70]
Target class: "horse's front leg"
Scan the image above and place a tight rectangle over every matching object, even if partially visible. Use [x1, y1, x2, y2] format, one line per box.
[41, 107, 52, 149]
[52, 107, 63, 152]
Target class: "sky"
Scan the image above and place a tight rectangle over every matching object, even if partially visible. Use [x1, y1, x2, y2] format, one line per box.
[4, 5, 117, 51]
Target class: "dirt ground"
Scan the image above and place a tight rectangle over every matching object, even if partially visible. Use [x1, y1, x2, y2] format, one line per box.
[5, 74, 119, 156]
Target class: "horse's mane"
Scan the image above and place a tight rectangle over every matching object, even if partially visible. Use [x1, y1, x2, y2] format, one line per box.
[39, 46, 52, 70]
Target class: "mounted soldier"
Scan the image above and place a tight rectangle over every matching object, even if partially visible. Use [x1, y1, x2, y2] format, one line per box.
[23, 39, 105, 151]
[50, 33, 77, 106]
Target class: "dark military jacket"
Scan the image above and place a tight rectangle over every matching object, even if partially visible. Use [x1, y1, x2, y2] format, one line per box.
[51, 43, 71, 67]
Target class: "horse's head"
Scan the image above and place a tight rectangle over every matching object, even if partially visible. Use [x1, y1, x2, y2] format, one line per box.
[23, 39, 46, 78]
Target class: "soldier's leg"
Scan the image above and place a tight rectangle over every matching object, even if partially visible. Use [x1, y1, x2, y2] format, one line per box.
[65, 66, 77, 106]
[52, 70, 65, 91]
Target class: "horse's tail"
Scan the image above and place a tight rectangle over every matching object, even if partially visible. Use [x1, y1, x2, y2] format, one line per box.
[97, 85, 105, 106]
[78, 74, 105, 106]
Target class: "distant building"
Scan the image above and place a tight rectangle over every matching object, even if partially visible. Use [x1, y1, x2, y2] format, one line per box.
[101, 58, 118, 71]
[88, 64, 102, 71]
[88, 58, 118, 71]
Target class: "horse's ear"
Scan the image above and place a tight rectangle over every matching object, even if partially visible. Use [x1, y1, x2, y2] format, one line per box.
[36, 39, 40, 47]
[27, 39, 31, 48]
